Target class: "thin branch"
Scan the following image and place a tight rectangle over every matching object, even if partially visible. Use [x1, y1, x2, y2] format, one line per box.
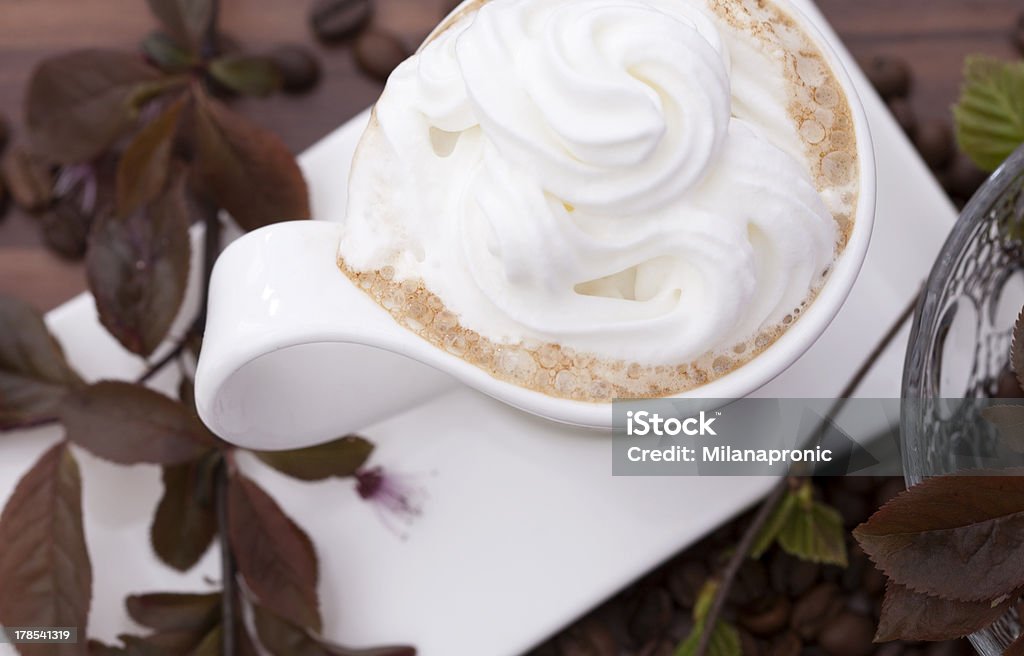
[694, 290, 921, 656]
[135, 341, 188, 385]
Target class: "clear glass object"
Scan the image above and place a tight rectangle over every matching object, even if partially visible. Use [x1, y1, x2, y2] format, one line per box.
[902, 143, 1024, 654]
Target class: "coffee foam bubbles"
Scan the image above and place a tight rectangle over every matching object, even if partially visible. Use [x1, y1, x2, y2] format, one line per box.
[339, 0, 858, 400]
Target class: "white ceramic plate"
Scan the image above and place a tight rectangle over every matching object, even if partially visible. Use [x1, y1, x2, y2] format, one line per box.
[0, 2, 957, 654]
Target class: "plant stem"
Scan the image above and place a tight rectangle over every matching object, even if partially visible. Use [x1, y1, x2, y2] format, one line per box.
[136, 341, 187, 385]
[215, 457, 237, 655]
[693, 290, 921, 656]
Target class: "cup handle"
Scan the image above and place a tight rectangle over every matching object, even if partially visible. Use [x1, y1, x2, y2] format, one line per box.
[194, 220, 458, 450]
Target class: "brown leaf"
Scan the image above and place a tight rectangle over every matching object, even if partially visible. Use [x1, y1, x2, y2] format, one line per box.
[228, 470, 321, 631]
[0, 295, 83, 429]
[60, 381, 215, 465]
[26, 50, 162, 164]
[86, 181, 191, 357]
[42, 197, 94, 261]
[117, 96, 186, 217]
[141, 32, 197, 74]
[191, 90, 309, 231]
[982, 405, 1024, 453]
[0, 443, 91, 656]
[0, 145, 53, 212]
[854, 470, 1024, 602]
[1014, 307, 1024, 394]
[151, 454, 219, 571]
[146, 0, 212, 52]
[208, 54, 282, 97]
[253, 605, 416, 656]
[254, 435, 374, 482]
[118, 629, 208, 655]
[126, 592, 220, 632]
[876, 581, 1019, 642]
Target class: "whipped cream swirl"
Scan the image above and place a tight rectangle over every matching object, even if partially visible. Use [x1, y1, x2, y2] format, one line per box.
[340, 0, 840, 365]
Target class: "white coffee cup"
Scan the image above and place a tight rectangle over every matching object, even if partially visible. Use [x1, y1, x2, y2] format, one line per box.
[194, 0, 875, 450]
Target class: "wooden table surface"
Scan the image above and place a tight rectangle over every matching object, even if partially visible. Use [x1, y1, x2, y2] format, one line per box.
[1, 0, 1021, 313]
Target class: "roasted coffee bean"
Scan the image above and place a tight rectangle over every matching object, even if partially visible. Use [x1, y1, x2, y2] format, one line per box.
[832, 489, 871, 527]
[41, 198, 92, 260]
[943, 153, 988, 201]
[310, 0, 372, 42]
[0, 146, 52, 212]
[729, 559, 768, 606]
[668, 560, 708, 608]
[769, 551, 819, 597]
[269, 45, 322, 94]
[888, 97, 917, 138]
[628, 588, 673, 644]
[790, 583, 842, 641]
[874, 478, 905, 508]
[556, 618, 616, 656]
[913, 119, 954, 171]
[739, 595, 791, 637]
[845, 591, 873, 617]
[863, 55, 911, 100]
[993, 362, 1024, 398]
[635, 639, 674, 656]
[767, 631, 801, 656]
[354, 29, 409, 82]
[817, 612, 874, 656]
[739, 629, 762, 656]
[875, 644, 904, 656]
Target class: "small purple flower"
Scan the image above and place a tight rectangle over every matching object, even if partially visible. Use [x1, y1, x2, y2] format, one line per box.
[354, 466, 425, 538]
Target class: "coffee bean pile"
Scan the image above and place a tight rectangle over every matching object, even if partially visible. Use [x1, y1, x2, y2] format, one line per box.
[310, 0, 412, 82]
[863, 52, 990, 209]
[528, 477, 974, 656]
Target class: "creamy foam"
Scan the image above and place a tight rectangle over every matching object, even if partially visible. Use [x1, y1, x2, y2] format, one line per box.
[338, 0, 859, 401]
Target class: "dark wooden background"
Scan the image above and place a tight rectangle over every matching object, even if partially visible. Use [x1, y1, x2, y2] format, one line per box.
[1, 0, 1021, 312]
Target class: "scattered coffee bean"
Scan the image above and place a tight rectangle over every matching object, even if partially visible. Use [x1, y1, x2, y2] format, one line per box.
[862, 564, 886, 596]
[992, 362, 1024, 398]
[557, 618, 616, 656]
[817, 612, 875, 656]
[635, 639, 674, 656]
[41, 198, 91, 260]
[767, 630, 802, 656]
[354, 29, 410, 82]
[0, 146, 52, 212]
[311, 0, 372, 43]
[628, 588, 673, 644]
[738, 629, 763, 656]
[728, 559, 768, 606]
[790, 582, 841, 641]
[914, 119, 954, 171]
[739, 595, 791, 637]
[864, 55, 911, 100]
[668, 560, 707, 608]
[832, 488, 872, 527]
[943, 152, 988, 201]
[269, 44, 322, 94]
[887, 97, 917, 138]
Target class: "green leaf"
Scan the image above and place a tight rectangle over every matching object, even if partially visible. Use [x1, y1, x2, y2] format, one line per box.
[253, 605, 416, 656]
[151, 453, 219, 570]
[126, 592, 220, 632]
[876, 581, 1021, 642]
[228, 470, 321, 631]
[953, 56, 1024, 172]
[141, 32, 197, 73]
[853, 470, 1024, 603]
[146, 0, 213, 52]
[209, 55, 282, 97]
[693, 579, 718, 623]
[116, 96, 186, 217]
[255, 435, 374, 481]
[0, 295, 83, 429]
[675, 620, 741, 656]
[0, 443, 91, 656]
[777, 499, 848, 567]
[26, 49, 163, 164]
[749, 489, 797, 559]
[191, 90, 310, 231]
[60, 381, 215, 465]
[86, 180, 191, 357]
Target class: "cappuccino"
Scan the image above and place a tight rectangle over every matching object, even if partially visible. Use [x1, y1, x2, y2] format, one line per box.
[338, 0, 859, 401]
